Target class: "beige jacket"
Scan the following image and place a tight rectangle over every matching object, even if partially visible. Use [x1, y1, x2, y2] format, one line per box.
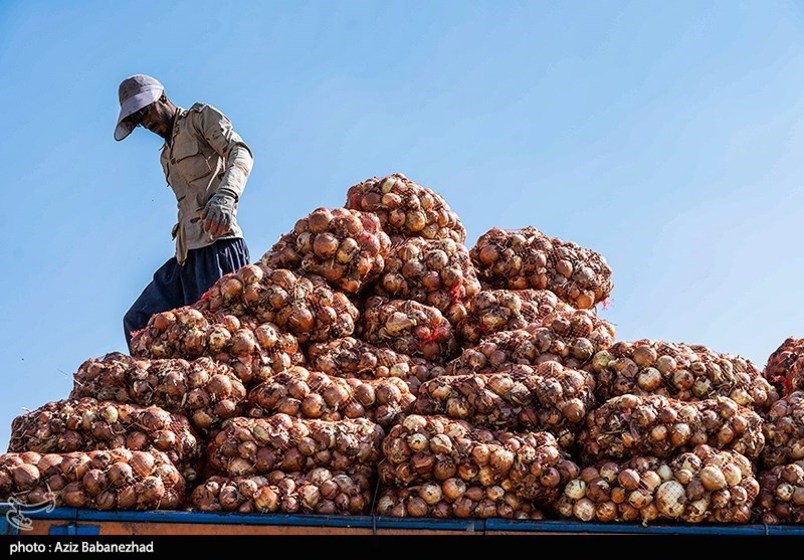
[160, 103, 253, 264]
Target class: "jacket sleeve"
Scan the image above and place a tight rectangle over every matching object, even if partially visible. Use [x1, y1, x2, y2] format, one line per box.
[191, 103, 253, 200]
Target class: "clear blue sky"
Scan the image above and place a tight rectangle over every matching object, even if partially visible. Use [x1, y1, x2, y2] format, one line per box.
[1, 1, 803, 449]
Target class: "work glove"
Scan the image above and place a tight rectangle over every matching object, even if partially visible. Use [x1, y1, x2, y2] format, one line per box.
[201, 189, 237, 238]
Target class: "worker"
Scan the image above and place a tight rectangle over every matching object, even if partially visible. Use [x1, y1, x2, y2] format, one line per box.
[115, 74, 253, 350]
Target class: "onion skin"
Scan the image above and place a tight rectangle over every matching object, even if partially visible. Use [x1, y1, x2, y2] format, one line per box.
[0, 450, 184, 510]
[555, 446, 758, 523]
[9, 398, 200, 482]
[764, 337, 804, 397]
[762, 391, 804, 468]
[345, 173, 466, 243]
[579, 395, 765, 463]
[470, 226, 612, 309]
[379, 415, 577, 506]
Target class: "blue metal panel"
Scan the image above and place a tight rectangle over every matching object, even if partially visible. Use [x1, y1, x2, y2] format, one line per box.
[374, 516, 484, 532]
[0, 505, 17, 536]
[484, 519, 794, 535]
[49, 524, 100, 536]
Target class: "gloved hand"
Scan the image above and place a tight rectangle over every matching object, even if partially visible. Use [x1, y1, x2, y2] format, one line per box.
[201, 189, 237, 238]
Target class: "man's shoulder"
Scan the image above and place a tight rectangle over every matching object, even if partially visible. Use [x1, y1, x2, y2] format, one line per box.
[189, 102, 228, 118]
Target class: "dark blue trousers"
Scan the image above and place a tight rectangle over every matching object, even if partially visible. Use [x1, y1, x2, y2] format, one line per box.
[124, 238, 250, 350]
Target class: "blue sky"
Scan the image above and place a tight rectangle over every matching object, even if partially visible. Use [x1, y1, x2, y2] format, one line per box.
[1, 1, 803, 448]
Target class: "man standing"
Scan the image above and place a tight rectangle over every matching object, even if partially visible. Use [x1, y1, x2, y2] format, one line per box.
[115, 74, 253, 350]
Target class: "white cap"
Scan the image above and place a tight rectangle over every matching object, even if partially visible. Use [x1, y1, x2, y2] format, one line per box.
[114, 74, 164, 141]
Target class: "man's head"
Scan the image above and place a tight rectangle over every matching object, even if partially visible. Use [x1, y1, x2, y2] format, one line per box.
[114, 74, 177, 141]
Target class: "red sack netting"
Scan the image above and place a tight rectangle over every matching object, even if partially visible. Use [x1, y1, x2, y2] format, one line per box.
[554, 445, 757, 523]
[579, 394, 765, 463]
[470, 226, 613, 309]
[592, 341, 776, 411]
[414, 362, 596, 449]
[359, 297, 459, 364]
[130, 307, 305, 386]
[0, 449, 185, 510]
[756, 461, 804, 524]
[451, 311, 615, 373]
[70, 353, 246, 433]
[306, 337, 446, 395]
[261, 208, 391, 294]
[765, 337, 804, 397]
[207, 415, 383, 478]
[376, 484, 544, 519]
[345, 172, 466, 243]
[378, 415, 579, 505]
[191, 469, 372, 514]
[194, 265, 359, 345]
[761, 391, 804, 468]
[246, 366, 415, 428]
[9, 398, 201, 482]
[371, 238, 480, 326]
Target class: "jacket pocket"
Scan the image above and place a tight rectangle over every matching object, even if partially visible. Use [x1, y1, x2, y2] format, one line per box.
[171, 136, 212, 184]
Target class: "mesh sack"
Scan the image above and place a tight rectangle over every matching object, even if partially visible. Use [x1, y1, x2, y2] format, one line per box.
[306, 337, 446, 395]
[592, 340, 775, 411]
[246, 366, 415, 428]
[191, 469, 372, 514]
[9, 398, 201, 482]
[554, 445, 757, 523]
[207, 414, 383, 478]
[765, 337, 804, 396]
[130, 307, 305, 386]
[70, 353, 246, 433]
[345, 172, 466, 243]
[415, 362, 596, 448]
[470, 226, 612, 309]
[579, 394, 765, 463]
[261, 207, 391, 294]
[756, 461, 804, 524]
[0, 449, 185, 510]
[378, 414, 579, 505]
[450, 311, 615, 374]
[761, 391, 804, 468]
[376, 483, 544, 519]
[372, 238, 480, 325]
[359, 297, 459, 364]
[195, 265, 359, 345]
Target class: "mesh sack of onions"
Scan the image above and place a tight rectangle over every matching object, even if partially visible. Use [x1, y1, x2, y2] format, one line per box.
[470, 226, 613, 309]
[261, 207, 391, 294]
[378, 415, 579, 505]
[765, 337, 804, 396]
[306, 337, 446, 395]
[414, 362, 595, 448]
[554, 445, 757, 524]
[377, 483, 544, 519]
[191, 469, 372, 514]
[0, 449, 185, 510]
[359, 297, 459, 364]
[195, 265, 359, 345]
[592, 340, 775, 411]
[579, 394, 765, 463]
[761, 391, 804, 468]
[130, 307, 304, 386]
[756, 461, 804, 524]
[207, 414, 383, 478]
[245, 366, 415, 428]
[9, 398, 201, 482]
[371, 238, 480, 326]
[459, 289, 574, 345]
[450, 311, 615, 375]
[70, 353, 246, 433]
[344, 172, 466, 243]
